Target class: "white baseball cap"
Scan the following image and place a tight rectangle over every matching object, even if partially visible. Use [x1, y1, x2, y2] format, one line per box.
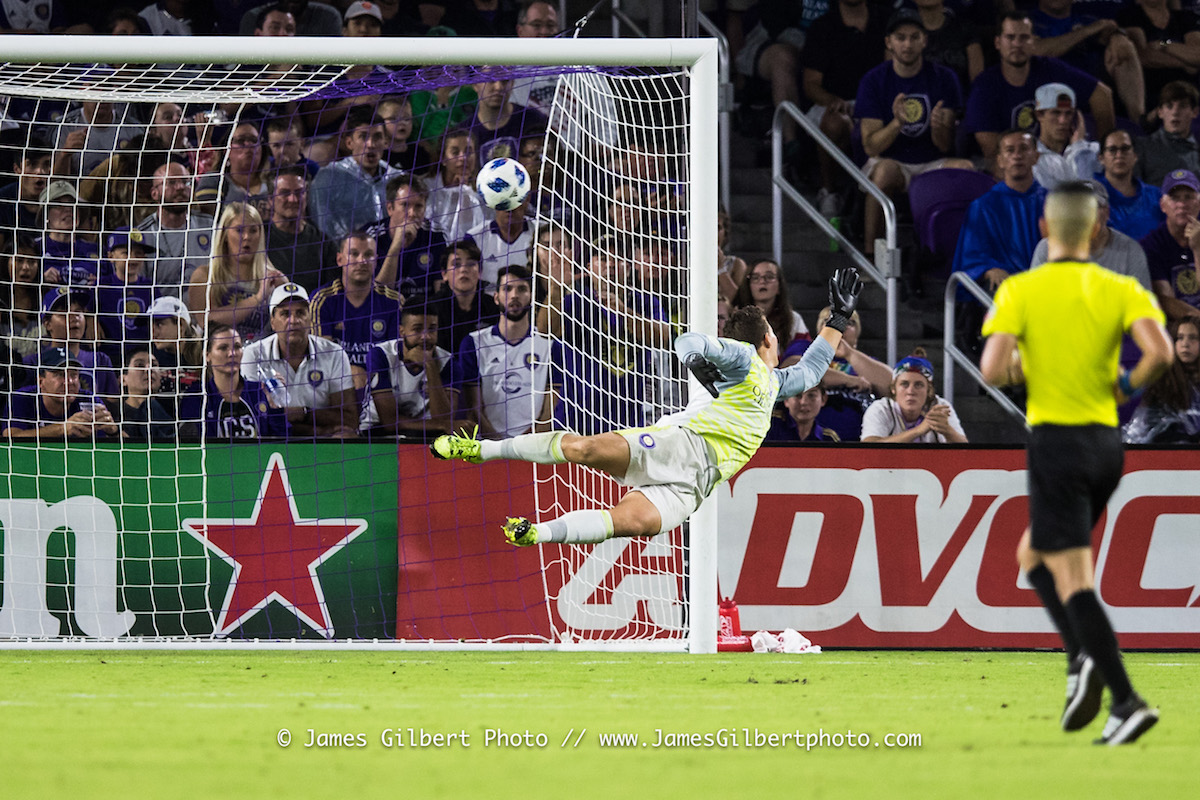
[147, 295, 192, 326]
[269, 282, 310, 312]
[1035, 82, 1076, 111]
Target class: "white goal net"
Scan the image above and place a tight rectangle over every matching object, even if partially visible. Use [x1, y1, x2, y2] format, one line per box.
[0, 35, 718, 651]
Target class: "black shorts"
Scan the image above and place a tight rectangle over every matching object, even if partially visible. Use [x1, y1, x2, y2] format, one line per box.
[1027, 424, 1124, 553]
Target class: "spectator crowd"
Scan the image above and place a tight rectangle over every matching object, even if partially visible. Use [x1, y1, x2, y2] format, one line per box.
[3, 0, 1200, 443]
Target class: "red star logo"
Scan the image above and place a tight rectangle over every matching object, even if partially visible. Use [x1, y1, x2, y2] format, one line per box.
[182, 453, 368, 638]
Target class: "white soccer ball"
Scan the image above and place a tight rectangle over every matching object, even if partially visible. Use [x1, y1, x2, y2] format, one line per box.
[475, 157, 531, 211]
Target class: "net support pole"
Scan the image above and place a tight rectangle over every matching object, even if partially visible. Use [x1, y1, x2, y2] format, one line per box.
[687, 42, 720, 655]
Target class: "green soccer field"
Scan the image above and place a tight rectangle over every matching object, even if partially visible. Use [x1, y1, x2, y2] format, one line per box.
[3, 650, 1195, 799]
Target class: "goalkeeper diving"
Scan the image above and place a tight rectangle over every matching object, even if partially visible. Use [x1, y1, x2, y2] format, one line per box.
[431, 267, 865, 546]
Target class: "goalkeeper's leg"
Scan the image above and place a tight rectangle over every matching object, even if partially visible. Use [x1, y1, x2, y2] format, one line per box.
[505, 491, 662, 546]
[434, 429, 633, 478]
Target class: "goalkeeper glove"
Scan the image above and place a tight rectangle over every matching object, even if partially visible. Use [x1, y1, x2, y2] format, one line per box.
[825, 267, 864, 333]
[683, 352, 723, 398]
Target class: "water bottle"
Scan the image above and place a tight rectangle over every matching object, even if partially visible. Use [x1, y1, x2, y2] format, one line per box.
[256, 365, 290, 408]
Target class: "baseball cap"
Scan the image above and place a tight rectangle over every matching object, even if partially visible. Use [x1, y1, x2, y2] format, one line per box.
[1162, 168, 1200, 194]
[147, 295, 192, 326]
[344, 1, 383, 22]
[39, 180, 79, 205]
[893, 355, 935, 382]
[41, 286, 92, 318]
[1035, 83, 1076, 112]
[39, 346, 83, 371]
[269, 282, 310, 312]
[886, 8, 925, 34]
[105, 226, 156, 254]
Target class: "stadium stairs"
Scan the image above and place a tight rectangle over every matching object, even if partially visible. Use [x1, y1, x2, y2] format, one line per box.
[725, 129, 1027, 444]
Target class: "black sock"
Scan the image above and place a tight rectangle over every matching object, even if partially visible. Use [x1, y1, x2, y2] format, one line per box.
[1066, 590, 1133, 705]
[1026, 564, 1080, 662]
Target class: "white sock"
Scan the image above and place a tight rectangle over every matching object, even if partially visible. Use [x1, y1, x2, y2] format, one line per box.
[481, 432, 566, 464]
[536, 510, 614, 544]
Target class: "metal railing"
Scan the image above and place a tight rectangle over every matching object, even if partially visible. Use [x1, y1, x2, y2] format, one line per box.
[942, 272, 1028, 425]
[771, 101, 899, 365]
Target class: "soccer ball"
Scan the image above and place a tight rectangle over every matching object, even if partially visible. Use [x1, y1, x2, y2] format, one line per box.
[475, 157, 531, 211]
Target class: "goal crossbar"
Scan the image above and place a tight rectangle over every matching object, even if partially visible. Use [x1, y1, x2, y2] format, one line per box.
[0, 34, 715, 67]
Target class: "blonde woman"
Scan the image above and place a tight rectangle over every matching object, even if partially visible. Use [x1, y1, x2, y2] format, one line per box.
[187, 202, 286, 342]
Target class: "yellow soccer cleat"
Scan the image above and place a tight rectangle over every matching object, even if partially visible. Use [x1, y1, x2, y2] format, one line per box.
[429, 427, 483, 463]
[502, 517, 538, 547]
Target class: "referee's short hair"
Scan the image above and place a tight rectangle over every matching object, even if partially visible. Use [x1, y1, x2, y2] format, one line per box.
[1044, 180, 1098, 249]
[724, 305, 770, 348]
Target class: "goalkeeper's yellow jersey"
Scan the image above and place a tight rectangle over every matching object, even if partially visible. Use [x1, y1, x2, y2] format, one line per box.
[667, 333, 834, 483]
[681, 352, 782, 482]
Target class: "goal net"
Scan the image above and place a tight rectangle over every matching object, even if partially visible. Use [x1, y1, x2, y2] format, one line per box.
[0, 36, 718, 650]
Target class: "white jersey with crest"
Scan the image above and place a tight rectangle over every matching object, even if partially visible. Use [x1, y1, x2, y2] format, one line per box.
[457, 325, 555, 438]
[361, 339, 453, 428]
[666, 333, 834, 482]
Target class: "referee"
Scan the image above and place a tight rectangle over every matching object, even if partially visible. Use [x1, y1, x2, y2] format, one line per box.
[981, 180, 1173, 746]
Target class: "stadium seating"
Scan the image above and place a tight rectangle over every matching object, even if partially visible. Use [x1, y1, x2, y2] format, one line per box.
[908, 168, 997, 277]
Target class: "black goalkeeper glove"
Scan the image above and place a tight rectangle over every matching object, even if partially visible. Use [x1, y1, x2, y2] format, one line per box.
[825, 267, 865, 333]
[683, 352, 723, 398]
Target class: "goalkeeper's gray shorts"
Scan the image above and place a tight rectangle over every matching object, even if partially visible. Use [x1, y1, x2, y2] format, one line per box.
[615, 425, 720, 533]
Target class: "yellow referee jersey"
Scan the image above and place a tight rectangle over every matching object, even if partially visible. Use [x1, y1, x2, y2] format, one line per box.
[982, 260, 1165, 427]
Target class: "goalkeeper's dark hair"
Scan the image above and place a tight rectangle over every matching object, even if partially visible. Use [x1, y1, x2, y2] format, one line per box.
[386, 173, 428, 203]
[723, 305, 770, 348]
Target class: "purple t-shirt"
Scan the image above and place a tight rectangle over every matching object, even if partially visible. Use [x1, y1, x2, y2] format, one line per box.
[4, 387, 103, 434]
[37, 236, 101, 286]
[855, 60, 963, 164]
[95, 268, 154, 345]
[1140, 223, 1200, 307]
[963, 56, 1099, 134]
[310, 280, 402, 369]
[462, 103, 549, 164]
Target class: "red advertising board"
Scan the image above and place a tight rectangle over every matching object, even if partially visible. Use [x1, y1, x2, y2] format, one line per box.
[398, 445, 1200, 648]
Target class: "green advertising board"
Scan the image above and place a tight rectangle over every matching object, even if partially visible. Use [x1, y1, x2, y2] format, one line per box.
[0, 442, 398, 640]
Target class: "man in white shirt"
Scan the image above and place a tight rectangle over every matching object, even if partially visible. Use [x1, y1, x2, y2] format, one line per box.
[1031, 83, 1101, 191]
[454, 265, 556, 438]
[241, 283, 359, 438]
[137, 160, 215, 298]
[361, 298, 454, 436]
[465, 195, 532, 289]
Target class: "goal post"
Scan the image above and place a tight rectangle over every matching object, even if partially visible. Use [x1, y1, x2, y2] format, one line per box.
[0, 34, 719, 652]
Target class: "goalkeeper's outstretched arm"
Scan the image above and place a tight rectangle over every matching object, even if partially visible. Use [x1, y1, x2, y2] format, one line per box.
[777, 266, 865, 398]
[777, 336, 837, 398]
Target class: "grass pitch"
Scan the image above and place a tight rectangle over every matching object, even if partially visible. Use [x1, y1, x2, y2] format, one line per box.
[3, 650, 1195, 799]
